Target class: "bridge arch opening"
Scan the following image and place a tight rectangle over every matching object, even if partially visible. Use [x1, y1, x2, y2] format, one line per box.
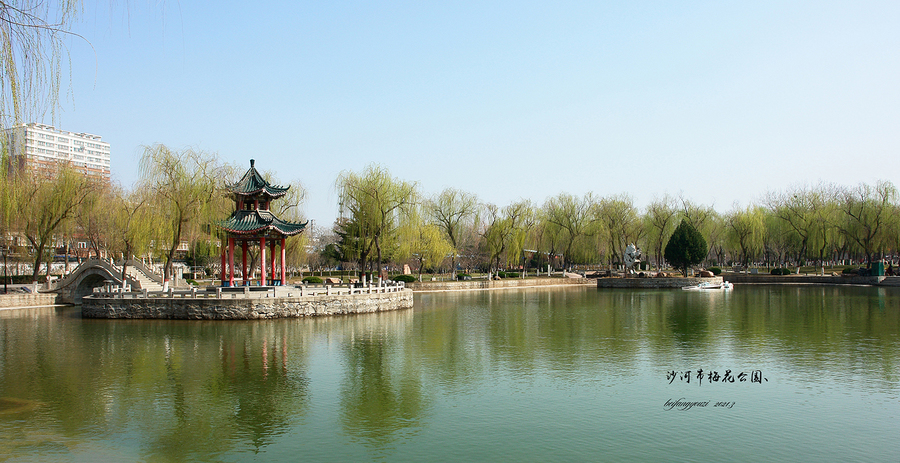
[74, 273, 111, 303]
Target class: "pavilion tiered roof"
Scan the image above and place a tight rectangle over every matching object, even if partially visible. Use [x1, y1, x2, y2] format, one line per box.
[216, 159, 307, 237]
[226, 159, 290, 199]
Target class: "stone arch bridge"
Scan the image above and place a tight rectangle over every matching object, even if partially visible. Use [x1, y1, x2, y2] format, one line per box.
[48, 259, 165, 304]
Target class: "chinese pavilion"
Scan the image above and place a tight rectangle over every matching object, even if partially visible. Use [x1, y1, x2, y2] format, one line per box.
[216, 160, 307, 286]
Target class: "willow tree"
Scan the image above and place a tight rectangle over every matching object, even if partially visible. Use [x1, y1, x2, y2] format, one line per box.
[643, 194, 678, 270]
[809, 194, 841, 265]
[505, 200, 536, 271]
[109, 186, 154, 287]
[335, 164, 418, 279]
[765, 183, 838, 265]
[397, 207, 454, 280]
[414, 224, 454, 278]
[886, 202, 900, 262]
[74, 181, 113, 260]
[14, 162, 97, 281]
[762, 210, 795, 266]
[0, 143, 12, 237]
[0, 1, 80, 127]
[541, 192, 598, 269]
[427, 188, 479, 276]
[595, 194, 643, 268]
[529, 218, 563, 271]
[480, 200, 535, 272]
[835, 181, 898, 266]
[678, 197, 717, 233]
[139, 144, 222, 285]
[726, 204, 766, 267]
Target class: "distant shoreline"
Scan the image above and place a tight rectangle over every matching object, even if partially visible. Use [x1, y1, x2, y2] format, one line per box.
[406, 274, 900, 292]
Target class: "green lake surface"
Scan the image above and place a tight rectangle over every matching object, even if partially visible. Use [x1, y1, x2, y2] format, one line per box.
[1, 285, 898, 462]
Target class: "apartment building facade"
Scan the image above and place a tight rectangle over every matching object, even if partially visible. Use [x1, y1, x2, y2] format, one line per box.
[4, 123, 111, 181]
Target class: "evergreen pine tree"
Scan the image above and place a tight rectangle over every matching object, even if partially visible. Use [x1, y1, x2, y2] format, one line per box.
[664, 220, 708, 276]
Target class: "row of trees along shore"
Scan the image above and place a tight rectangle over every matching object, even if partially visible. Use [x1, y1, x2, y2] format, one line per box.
[331, 166, 898, 279]
[1, 146, 898, 283]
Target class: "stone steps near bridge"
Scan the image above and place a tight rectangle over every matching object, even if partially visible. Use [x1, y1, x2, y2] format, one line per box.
[125, 266, 164, 291]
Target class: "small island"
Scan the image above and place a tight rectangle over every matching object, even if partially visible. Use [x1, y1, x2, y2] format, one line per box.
[80, 160, 413, 319]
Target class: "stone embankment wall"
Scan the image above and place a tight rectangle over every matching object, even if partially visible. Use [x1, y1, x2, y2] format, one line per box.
[724, 274, 900, 286]
[406, 278, 595, 292]
[0, 293, 60, 309]
[596, 277, 722, 289]
[82, 289, 414, 319]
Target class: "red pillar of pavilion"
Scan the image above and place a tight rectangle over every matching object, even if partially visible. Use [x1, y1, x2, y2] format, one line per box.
[281, 238, 286, 285]
[269, 240, 276, 285]
[260, 237, 267, 286]
[220, 238, 227, 285]
[241, 240, 248, 286]
[228, 237, 235, 286]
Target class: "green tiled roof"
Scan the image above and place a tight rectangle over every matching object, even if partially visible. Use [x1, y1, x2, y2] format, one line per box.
[217, 210, 308, 236]
[226, 159, 290, 198]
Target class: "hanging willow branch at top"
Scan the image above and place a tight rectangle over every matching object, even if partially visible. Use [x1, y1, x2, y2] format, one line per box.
[0, 1, 87, 128]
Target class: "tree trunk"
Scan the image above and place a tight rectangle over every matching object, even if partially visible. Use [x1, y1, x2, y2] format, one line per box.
[30, 242, 44, 282]
[359, 250, 368, 282]
[165, 219, 184, 283]
[448, 236, 458, 279]
[120, 244, 133, 289]
[121, 262, 129, 289]
[375, 236, 383, 280]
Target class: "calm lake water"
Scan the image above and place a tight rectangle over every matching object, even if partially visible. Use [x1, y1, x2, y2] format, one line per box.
[1, 285, 898, 462]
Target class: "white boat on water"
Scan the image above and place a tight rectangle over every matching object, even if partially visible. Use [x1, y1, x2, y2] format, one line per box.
[681, 281, 734, 291]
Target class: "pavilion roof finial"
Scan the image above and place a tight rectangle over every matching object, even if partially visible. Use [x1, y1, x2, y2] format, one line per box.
[226, 158, 289, 198]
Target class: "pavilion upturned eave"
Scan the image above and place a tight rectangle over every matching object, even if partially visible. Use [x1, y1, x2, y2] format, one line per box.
[216, 212, 307, 237]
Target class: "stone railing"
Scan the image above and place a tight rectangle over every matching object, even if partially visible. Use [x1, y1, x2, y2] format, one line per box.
[290, 281, 407, 296]
[88, 281, 407, 300]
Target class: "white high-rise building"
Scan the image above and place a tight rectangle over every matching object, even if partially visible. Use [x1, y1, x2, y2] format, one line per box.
[4, 123, 111, 181]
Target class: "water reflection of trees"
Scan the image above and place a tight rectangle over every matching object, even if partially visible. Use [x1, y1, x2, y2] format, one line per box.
[414, 286, 899, 394]
[306, 309, 428, 448]
[416, 288, 648, 384]
[1, 286, 898, 458]
[339, 335, 426, 445]
[665, 292, 710, 347]
[727, 286, 900, 391]
[0, 314, 310, 460]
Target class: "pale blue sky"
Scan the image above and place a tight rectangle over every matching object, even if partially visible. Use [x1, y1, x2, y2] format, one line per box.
[55, 1, 900, 227]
